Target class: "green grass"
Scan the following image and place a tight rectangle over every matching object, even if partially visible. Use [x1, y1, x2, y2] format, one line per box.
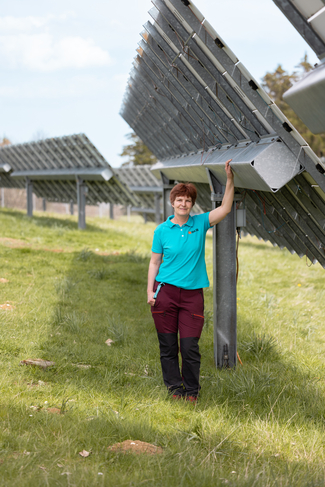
[0, 207, 325, 486]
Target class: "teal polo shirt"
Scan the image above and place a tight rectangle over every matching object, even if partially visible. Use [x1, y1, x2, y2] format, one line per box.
[151, 212, 212, 290]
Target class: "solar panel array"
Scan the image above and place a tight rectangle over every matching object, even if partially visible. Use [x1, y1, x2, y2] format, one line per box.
[120, 0, 325, 268]
[117, 165, 162, 205]
[0, 134, 138, 206]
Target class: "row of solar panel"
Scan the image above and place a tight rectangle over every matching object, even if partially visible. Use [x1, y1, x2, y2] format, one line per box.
[0, 135, 164, 219]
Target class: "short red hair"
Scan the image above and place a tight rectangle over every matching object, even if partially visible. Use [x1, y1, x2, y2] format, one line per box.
[169, 183, 197, 206]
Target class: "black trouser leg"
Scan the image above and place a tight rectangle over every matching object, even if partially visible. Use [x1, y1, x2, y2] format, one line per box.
[157, 332, 183, 394]
[180, 336, 201, 397]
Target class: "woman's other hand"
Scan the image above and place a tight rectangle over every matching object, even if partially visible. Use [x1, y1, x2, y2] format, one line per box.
[147, 291, 156, 307]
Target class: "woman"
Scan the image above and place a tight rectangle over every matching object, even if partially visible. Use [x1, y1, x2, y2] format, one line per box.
[147, 160, 234, 402]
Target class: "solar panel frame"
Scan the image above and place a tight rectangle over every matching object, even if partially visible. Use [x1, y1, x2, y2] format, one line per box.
[272, 0, 325, 58]
[134, 43, 227, 146]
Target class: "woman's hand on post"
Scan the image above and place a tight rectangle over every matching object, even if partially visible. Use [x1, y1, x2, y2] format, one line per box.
[147, 291, 156, 307]
[225, 159, 234, 180]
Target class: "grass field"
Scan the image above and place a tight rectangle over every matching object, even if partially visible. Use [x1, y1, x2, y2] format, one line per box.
[0, 207, 325, 486]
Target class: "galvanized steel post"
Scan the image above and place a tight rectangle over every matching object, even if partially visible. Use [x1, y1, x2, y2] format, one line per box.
[26, 178, 33, 217]
[154, 193, 161, 225]
[77, 178, 87, 230]
[109, 203, 114, 220]
[160, 172, 174, 221]
[207, 170, 237, 368]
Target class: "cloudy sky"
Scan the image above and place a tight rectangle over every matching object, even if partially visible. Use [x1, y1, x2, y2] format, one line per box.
[0, 0, 317, 167]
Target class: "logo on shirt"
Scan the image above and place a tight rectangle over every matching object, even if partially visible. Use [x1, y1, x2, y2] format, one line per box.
[188, 229, 199, 234]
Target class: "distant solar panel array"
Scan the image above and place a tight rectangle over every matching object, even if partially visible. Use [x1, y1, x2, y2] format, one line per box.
[0, 134, 146, 228]
[116, 165, 163, 222]
[0, 134, 137, 205]
[120, 0, 325, 268]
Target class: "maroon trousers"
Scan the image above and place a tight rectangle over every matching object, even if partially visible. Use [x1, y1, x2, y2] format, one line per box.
[151, 281, 204, 397]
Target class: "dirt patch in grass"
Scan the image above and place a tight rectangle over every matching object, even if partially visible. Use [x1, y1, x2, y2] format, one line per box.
[0, 302, 15, 310]
[0, 237, 27, 248]
[0, 237, 121, 255]
[46, 408, 61, 415]
[0, 237, 66, 253]
[0, 278, 9, 283]
[108, 440, 163, 455]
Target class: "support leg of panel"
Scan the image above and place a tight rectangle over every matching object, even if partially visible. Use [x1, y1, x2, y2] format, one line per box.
[160, 172, 174, 222]
[77, 179, 87, 230]
[155, 193, 161, 225]
[26, 178, 33, 217]
[109, 203, 114, 220]
[213, 201, 237, 368]
[163, 187, 174, 221]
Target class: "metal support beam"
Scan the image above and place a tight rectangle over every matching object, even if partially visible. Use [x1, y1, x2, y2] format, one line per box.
[155, 193, 161, 225]
[70, 200, 74, 215]
[213, 200, 237, 368]
[160, 172, 174, 221]
[77, 178, 87, 230]
[163, 187, 174, 221]
[26, 178, 33, 217]
[207, 169, 237, 368]
[143, 212, 148, 224]
[42, 198, 46, 212]
[109, 203, 114, 220]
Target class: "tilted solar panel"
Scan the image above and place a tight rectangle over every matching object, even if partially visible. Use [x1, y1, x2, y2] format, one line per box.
[121, 0, 325, 268]
[272, 0, 325, 134]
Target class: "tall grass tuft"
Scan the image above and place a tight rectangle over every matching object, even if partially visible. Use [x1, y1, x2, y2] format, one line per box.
[241, 333, 278, 360]
[106, 315, 129, 345]
[87, 268, 109, 280]
[63, 311, 87, 334]
[77, 247, 93, 261]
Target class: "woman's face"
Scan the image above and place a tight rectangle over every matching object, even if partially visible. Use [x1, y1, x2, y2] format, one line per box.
[172, 195, 193, 218]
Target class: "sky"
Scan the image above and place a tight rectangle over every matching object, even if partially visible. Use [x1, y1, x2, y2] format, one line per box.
[0, 0, 318, 167]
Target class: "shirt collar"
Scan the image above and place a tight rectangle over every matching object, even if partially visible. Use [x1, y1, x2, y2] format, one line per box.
[166, 215, 194, 228]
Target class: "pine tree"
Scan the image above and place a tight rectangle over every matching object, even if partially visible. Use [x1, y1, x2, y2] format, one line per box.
[120, 133, 157, 166]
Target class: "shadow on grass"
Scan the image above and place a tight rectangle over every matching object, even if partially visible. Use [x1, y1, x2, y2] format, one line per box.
[0, 208, 103, 232]
[239, 237, 276, 252]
